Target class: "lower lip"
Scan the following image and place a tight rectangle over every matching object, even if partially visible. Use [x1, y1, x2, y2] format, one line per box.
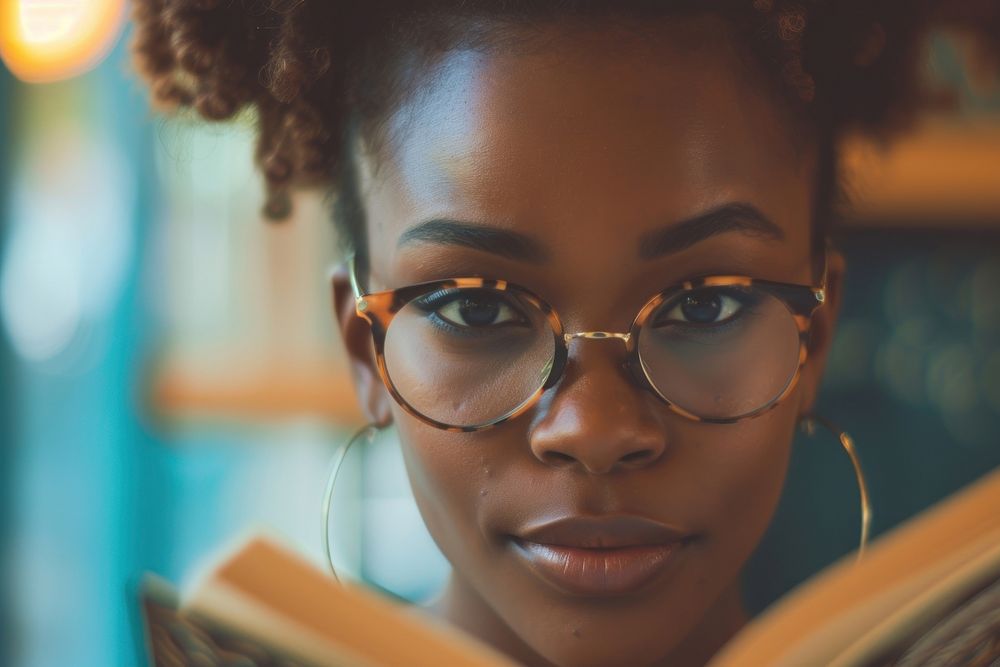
[511, 539, 683, 597]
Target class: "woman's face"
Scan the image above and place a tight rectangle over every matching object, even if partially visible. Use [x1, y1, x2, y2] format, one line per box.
[334, 16, 841, 667]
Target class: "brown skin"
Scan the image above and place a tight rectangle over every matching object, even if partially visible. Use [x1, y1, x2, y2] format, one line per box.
[333, 16, 843, 667]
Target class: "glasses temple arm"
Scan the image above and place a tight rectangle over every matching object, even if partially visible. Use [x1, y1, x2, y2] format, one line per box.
[813, 242, 832, 302]
[347, 253, 365, 300]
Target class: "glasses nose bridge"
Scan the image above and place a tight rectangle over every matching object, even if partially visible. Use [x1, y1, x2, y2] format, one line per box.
[557, 329, 651, 406]
[562, 330, 632, 345]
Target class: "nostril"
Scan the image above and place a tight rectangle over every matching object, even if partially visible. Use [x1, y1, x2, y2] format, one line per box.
[620, 449, 654, 465]
[539, 447, 657, 470]
[542, 451, 577, 466]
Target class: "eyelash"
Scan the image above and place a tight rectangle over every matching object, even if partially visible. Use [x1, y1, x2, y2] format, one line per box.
[412, 289, 528, 337]
[658, 287, 759, 324]
[408, 283, 763, 335]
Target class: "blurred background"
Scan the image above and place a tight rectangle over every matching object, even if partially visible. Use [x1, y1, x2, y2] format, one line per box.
[0, 3, 998, 666]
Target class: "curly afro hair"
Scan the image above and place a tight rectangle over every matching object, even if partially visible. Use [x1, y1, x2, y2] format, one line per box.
[130, 0, 998, 265]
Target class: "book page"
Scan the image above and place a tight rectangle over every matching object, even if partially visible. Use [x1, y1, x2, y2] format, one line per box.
[184, 538, 520, 667]
[711, 468, 1000, 667]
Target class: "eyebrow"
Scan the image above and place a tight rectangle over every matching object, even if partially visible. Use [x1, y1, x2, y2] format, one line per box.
[397, 219, 551, 262]
[396, 202, 784, 263]
[637, 203, 785, 259]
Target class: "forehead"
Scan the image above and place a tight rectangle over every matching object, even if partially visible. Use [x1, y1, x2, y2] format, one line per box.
[358, 15, 816, 287]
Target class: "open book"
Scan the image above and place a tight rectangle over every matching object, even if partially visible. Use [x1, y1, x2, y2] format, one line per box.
[138, 467, 1000, 667]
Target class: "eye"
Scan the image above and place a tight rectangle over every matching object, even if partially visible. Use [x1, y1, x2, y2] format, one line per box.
[656, 288, 747, 327]
[418, 289, 526, 330]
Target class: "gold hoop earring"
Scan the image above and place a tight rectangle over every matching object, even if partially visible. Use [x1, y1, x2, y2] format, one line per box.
[799, 414, 873, 561]
[321, 422, 383, 582]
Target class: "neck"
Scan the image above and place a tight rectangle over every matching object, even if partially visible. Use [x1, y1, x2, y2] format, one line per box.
[422, 571, 750, 667]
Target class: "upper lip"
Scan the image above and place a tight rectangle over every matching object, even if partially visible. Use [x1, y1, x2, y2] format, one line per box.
[515, 514, 690, 549]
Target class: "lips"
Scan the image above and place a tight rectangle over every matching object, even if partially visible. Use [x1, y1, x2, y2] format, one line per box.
[510, 515, 691, 597]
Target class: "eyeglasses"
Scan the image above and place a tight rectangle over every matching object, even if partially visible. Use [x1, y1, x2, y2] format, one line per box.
[348, 253, 827, 431]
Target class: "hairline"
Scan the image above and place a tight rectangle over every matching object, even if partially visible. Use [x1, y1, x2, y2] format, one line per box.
[336, 9, 833, 278]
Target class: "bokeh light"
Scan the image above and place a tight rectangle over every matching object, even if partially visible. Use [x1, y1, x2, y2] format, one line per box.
[0, 0, 126, 83]
[1, 123, 133, 369]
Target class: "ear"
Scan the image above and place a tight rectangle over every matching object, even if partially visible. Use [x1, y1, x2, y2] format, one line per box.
[331, 263, 394, 427]
[797, 248, 845, 416]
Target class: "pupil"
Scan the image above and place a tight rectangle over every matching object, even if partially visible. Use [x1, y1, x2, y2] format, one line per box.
[680, 293, 722, 323]
[459, 296, 500, 326]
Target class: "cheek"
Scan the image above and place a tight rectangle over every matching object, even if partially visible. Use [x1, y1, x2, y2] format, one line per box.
[392, 408, 496, 566]
[685, 399, 799, 573]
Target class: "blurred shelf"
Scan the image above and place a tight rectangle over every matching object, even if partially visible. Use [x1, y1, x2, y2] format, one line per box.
[843, 118, 1000, 227]
[151, 358, 364, 426]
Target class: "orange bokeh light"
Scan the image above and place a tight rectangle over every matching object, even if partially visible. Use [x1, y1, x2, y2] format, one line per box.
[0, 0, 126, 83]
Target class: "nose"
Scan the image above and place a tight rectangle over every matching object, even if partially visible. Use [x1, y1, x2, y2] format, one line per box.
[528, 337, 668, 474]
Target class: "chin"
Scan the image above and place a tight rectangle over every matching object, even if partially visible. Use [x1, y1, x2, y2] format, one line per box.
[529, 632, 679, 667]
[499, 593, 706, 667]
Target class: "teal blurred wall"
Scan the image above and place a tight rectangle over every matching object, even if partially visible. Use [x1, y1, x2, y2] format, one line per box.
[0, 39, 162, 666]
[2, 57, 16, 667]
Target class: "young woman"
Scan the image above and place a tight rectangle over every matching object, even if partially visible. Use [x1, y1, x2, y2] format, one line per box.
[131, 2, 976, 665]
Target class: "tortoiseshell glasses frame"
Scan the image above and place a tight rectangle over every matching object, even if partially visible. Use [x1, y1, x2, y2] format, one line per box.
[347, 252, 828, 432]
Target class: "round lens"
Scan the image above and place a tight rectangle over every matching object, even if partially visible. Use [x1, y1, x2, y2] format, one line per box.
[637, 285, 802, 420]
[382, 286, 556, 428]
